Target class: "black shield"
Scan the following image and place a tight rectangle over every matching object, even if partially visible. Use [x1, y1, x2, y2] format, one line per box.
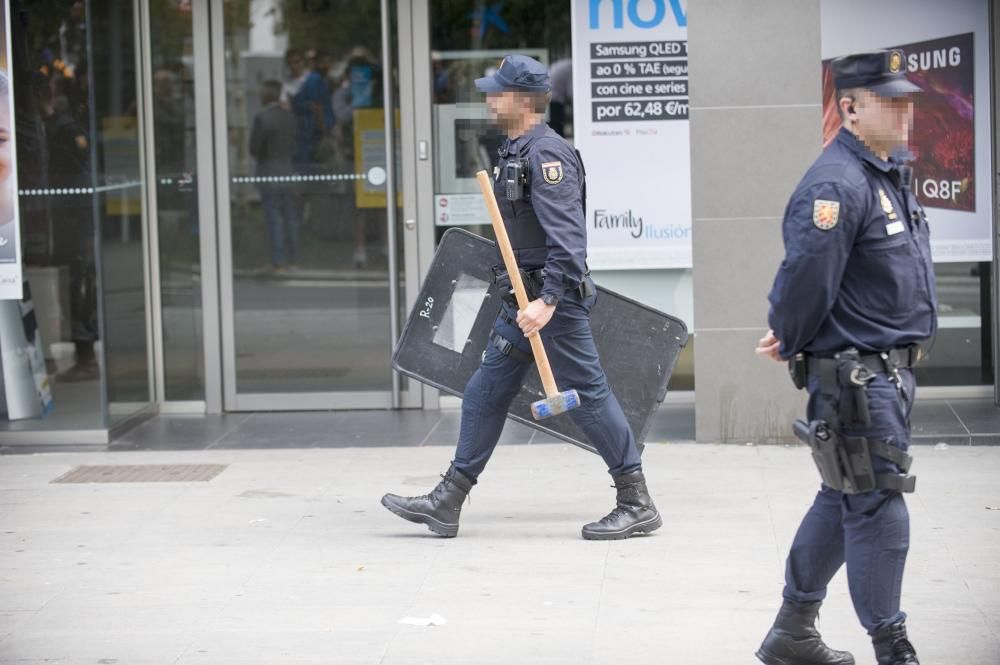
[392, 228, 689, 454]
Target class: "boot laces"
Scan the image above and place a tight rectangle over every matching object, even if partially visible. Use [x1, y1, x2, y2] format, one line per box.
[433, 474, 469, 506]
[407, 476, 449, 505]
[600, 505, 632, 524]
[891, 635, 916, 657]
[880, 625, 916, 660]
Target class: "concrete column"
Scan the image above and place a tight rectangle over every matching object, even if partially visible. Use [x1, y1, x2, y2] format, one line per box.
[688, 0, 821, 443]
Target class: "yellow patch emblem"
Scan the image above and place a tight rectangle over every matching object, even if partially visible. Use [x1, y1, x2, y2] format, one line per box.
[878, 189, 898, 220]
[813, 199, 840, 230]
[541, 161, 563, 185]
[889, 50, 903, 73]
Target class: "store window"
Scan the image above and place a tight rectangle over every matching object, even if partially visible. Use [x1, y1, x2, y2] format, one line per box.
[219, 0, 405, 397]
[916, 261, 993, 386]
[429, 0, 573, 247]
[1, 0, 151, 433]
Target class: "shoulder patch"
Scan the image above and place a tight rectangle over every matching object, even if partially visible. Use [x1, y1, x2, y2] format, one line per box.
[813, 199, 840, 230]
[541, 161, 563, 185]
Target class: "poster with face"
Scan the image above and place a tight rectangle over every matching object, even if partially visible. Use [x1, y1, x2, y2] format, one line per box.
[822, 34, 976, 214]
[0, 1, 22, 299]
[821, 0, 992, 263]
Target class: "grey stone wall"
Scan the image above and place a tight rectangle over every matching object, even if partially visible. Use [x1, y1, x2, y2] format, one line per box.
[688, 0, 822, 442]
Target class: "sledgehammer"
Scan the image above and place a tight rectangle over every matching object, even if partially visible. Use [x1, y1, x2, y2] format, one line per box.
[476, 170, 580, 420]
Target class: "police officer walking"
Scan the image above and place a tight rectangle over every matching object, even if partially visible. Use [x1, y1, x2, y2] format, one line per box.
[755, 51, 935, 665]
[381, 55, 661, 541]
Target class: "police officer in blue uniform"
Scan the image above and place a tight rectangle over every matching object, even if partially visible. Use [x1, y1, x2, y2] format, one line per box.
[755, 51, 935, 665]
[382, 55, 661, 541]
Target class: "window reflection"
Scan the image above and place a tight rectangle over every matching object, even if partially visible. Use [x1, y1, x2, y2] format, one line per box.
[223, 0, 401, 394]
[3, 0, 151, 430]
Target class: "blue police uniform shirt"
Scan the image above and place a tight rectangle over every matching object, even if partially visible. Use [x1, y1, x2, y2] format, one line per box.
[493, 121, 587, 301]
[768, 127, 937, 359]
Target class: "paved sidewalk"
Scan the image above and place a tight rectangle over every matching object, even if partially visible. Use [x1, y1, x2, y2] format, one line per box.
[1, 443, 998, 664]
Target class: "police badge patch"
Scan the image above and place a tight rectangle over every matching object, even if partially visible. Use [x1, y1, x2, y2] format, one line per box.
[813, 199, 840, 230]
[878, 189, 898, 220]
[541, 161, 563, 185]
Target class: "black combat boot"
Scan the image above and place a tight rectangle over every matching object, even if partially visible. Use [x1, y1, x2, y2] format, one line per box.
[380, 464, 473, 537]
[872, 621, 919, 665]
[581, 470, 662, 540]
[756, 600, 855, 665]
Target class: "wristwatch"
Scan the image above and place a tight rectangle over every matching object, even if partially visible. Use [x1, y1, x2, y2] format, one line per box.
[540, 292, 559, 306]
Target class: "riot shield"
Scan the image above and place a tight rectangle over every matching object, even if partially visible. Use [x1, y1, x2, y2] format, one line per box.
[392, 228, 689, 454]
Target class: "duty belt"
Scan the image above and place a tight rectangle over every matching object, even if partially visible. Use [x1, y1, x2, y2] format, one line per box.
[791, 344, 922, 391]
[788, 344, 923, 428]
[491, 266, 595, 303]
[805, 345, 922, 378]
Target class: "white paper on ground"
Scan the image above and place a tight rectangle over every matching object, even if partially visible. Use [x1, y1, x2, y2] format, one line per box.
[398, 613, 447, 627]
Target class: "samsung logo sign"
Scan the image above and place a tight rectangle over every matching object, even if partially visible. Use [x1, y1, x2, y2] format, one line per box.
[589, 0, 687, 30]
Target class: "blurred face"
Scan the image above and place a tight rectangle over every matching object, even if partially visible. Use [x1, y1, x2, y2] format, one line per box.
[485, 90, 529, 132]
[259, 86, 278, 106]
[286, 53, 305, 77]
[847, 88, 914, 156]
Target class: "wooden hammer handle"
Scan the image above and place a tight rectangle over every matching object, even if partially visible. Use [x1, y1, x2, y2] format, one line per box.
[476, 170, 560, 398]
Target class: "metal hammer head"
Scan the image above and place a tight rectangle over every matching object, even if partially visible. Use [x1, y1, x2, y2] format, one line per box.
[530, 389, 580, 420]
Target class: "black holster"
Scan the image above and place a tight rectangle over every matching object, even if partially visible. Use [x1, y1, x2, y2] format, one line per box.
[788, 353, 807, 390]
[793, 419, 916, 494]
[833, 348, 875, 428]
[491, 266, 544, 306]
[799, 348, 875, 431]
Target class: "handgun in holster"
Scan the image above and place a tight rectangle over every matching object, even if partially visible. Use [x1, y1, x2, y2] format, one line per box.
[793, 419, 914, 494]
[793, 419, 877, 494]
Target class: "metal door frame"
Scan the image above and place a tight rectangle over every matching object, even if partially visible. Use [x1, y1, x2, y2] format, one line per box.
[137, 0, 219, 415]
[992, 0, 1000, 405]
[401, 0, 442, 409]
[207, 0, 423, 411]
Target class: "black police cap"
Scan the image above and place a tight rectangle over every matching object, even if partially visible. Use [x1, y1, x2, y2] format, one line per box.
[475, 54, 551, 94]
[831, 49, 921, 97]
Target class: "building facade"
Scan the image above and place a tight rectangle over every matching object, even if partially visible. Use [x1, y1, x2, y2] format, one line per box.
[0, 0, 996, 445]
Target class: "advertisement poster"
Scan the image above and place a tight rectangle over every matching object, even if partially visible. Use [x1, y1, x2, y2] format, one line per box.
[821, 0, 992, 262]
[572, 0, 691, 269]
[0, 1, 22, 299]
[353, 108, 401, 208]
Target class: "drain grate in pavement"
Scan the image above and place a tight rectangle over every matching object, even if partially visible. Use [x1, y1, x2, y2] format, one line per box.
[52, 464, 228, 484]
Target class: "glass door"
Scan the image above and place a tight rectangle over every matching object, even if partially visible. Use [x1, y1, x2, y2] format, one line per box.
[3, 0, 153, 437]
[212, 0, 416, 410]
[410, 0, 574, 254]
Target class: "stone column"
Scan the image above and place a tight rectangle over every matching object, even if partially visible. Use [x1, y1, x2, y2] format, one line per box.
[688, 0, 822, 442]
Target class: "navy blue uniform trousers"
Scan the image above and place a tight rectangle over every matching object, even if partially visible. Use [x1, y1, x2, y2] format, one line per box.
[452, 287, 642, 481]
[783, 369, 916, 634]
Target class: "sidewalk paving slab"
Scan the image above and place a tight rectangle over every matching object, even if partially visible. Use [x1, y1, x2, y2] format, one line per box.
[0, 443, 997, 664]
